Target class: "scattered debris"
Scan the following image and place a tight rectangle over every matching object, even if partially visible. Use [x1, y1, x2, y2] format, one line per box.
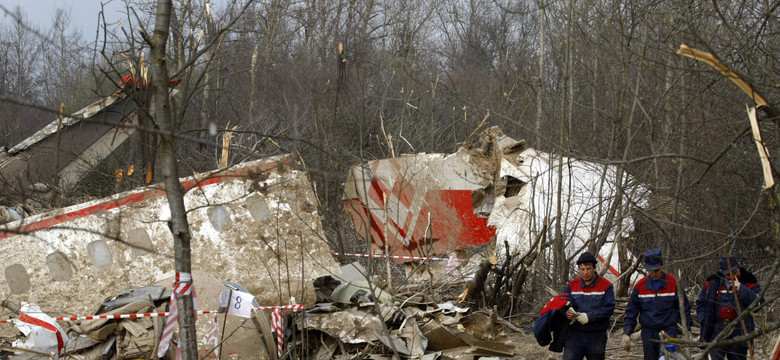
[342, 127, 649, 317]
[0, 271, 279, 359]
[0, 154, 340, 318]
[293, 270, 517, 359]
[0, 125, 652, 358]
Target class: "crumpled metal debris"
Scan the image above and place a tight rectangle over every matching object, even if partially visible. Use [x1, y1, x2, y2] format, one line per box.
[10, 302, 69, 359]
[294, 270, 516, 359]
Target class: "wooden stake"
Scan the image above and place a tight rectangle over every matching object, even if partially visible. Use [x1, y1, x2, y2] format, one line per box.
[221, 130, 232, 168]
[218, 290, 231, 360]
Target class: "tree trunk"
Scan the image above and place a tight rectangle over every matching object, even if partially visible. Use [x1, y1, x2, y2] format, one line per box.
[150, 1, 198, 359]
[200, 9, 217, 160]
[535, 1, 545, 146]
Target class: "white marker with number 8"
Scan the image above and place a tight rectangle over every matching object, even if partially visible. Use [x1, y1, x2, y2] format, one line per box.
[219, 289, 256, 318]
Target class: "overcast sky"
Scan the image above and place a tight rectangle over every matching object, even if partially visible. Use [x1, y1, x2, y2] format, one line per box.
[0, 0, 124, 38]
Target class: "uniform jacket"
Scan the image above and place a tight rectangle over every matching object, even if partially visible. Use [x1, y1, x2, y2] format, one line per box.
[564, 274, 615, 332]
[533, 293, 571, 352]
[624, 272, 692, 334]
[696, 267, 761, 342]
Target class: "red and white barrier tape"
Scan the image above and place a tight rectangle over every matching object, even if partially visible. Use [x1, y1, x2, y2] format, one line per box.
[206, 314, 220, 358]
[252, 304, 304, 311]
[159, 272, 200, 358]
[332, 252, 460, 261]
[439, 252, 461, 283]
[0, 305, 303, 324]
[51, 310, 217, 323]
[271, 308, 283, 357]
[174, 272, 193, 295]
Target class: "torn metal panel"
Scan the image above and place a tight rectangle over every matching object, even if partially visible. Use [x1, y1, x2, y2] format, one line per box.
[440, 346, 476, 360]
[7, 94, 126, 156]
[56, 112, 138, 192]
[0, 93, 138, 198]
[421, 320, 466, 351]
[334, 261, 369, 284]
[375, 326, 410, 355]
[101, 286, 165, 310]
[62, 334, 101, 355]
[464, 340, 515, 357]
[294, 296, 516, 359]
[343, 127, 648, 275]
[0, 154, 340, 317]
[79, 301, 152, 334]
[300, 307, 383, 344]
[64, 270, 273, 359]
[488, 145, 649, 277]
[453, 327, 515, 357]
[11, 302, 69, 358]
[315, 336, 339, 360]
[397, 321, 427, 357]
[343, 153, 497, 262]
[330, 281, 394, 304]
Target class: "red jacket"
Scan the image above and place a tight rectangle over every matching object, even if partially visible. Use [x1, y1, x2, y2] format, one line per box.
[534, 293, 571, 352]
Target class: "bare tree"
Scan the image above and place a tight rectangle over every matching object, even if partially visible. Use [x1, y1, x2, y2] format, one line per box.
[1, 0, 780, 354]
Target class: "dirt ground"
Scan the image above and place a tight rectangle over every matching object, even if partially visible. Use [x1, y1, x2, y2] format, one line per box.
[504, 327, 780, 359]
[506, 329, 643, 360]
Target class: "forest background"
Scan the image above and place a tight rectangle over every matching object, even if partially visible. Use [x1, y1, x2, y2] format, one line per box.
[1, 0, 780, 355]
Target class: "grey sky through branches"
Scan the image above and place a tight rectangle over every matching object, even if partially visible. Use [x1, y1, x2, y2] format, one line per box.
[0, 0, 123, 38]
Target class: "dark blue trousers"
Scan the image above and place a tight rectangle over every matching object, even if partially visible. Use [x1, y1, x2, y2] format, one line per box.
[641, 326, 677, 360]
[708, 343, 748, 360]
[708, 323, 749, 359]
[562, 330, 607, 360]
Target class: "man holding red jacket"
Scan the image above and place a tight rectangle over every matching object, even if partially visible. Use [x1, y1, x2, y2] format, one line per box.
[562, 252, 616, 360]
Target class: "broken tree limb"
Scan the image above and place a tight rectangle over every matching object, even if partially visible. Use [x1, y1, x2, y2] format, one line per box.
[502, 219, 550, 317]
[747, 106, 775, 188]
[508, 217, 554, 277]
[489, 240, 515, 304]
[677, 44, 767, 107]
[482, 217, 555, 317]
[676, 269, 690, 343]
[677, 44, 779, 121]
[466, 256, 498, 305]
[1, 300, 20, 315]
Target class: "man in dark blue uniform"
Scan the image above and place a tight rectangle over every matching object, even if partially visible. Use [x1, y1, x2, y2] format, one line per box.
[622, 248, 692, 359]
[696, 254, 761, 360]
[562, 252, 616, 360]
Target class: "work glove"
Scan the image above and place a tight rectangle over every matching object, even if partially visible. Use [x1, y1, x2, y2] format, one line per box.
[730, 278, 741, 290]
[566, 307, 576, 318]
[622, 334, 631, 351]
[575, 312, 589, 325]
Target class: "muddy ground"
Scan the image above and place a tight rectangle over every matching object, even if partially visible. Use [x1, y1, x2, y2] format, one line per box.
[506, 328, 644, 360]
[505, 325, 779, 359]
